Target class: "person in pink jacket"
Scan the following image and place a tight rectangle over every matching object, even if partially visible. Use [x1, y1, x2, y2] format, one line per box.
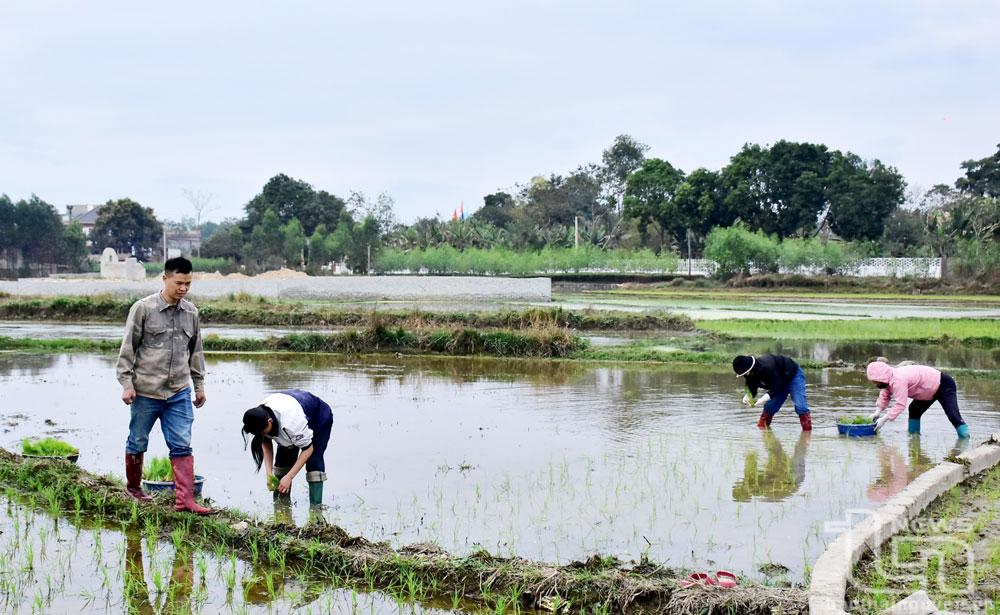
[866, 360, 969, 438]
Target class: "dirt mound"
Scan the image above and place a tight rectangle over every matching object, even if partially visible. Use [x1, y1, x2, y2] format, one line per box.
[194, 271, 225, 280]
[255, 268, 309, 279]
[224, 272, 250, 279]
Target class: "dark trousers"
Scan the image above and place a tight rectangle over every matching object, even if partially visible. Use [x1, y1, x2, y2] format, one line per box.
[908, 373, 965, 428]
[274, 403, 333, 475]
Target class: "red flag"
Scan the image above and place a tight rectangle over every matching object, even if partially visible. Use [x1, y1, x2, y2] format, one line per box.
[452, 209, 458, 221]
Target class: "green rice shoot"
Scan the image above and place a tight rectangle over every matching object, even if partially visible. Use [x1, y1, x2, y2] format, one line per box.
[745, 388, 755, 406]
[837, 414, 875, 425]
[268, 474, 280, 491]
[143, 456, 173, 481]
[21, 438, 78, 456]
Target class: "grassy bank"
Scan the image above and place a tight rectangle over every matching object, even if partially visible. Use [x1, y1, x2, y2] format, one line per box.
[0, 324, 587, 358]
[849, 462, 1000, 614]
[0, 450, 807, 615]
[0, 295, 694, 331]
[697, 319, 1000, 345]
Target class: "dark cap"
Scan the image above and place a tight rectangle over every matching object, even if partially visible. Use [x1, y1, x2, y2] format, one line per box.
[733, 355, 755, 377]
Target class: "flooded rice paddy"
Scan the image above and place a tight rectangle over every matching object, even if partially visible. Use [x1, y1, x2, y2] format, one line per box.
[2, 351, 998, 602]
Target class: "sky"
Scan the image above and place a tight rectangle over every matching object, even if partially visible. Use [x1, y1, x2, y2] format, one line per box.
[1, 1, 998, 225]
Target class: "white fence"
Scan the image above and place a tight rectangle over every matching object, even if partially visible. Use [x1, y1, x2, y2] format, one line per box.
[676, 258, 941, 278]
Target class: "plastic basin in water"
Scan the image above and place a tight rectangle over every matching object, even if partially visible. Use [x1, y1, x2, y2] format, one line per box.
[837, 422, 877, 437]
[141, 475, 205, 496]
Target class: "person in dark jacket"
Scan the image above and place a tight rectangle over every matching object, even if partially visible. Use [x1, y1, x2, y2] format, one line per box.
[733, 354, 811, 431]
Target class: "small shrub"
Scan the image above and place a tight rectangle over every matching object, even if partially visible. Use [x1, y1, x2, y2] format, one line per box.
[703, 223, 779, 278]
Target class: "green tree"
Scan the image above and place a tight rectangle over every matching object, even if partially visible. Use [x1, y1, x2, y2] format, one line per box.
[673, 168, 732, 240]
[248, 209, 283, 268]
[879, 209, 928, 257]
[623, 158, 686, 250]
[228, 225, 245, 262]
[280, 218, 306, 267]
[15, 195, 67, 264]
[0, 195, 16, 253]
[243, 174, 346, 236]
[325, 211, 356, 267]
[721, 141, 832, 238]
[599, 134, 650, 213]
[956, 144, 1000, 198]
[825, 153, 906, 241]
[350, 215, 381, 273]
[90, 198, 163, 259]
[307, 224, 330, 274]
[474, 192, 517, 228]
[62, 221, 88, 271]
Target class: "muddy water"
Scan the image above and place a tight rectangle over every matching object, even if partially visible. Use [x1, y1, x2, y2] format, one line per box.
[2, 353, 999, 586]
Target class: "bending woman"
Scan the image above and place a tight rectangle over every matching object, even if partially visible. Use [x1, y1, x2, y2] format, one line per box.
[866, 361, 969, 438]
[241, 389, 334, 506]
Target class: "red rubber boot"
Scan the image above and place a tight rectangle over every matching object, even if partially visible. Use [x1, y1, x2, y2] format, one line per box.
[125, 453, 152, 501]
[757, 411, 773, 429]
[798, 413, 812, 431]
[170, 456, 215, 515]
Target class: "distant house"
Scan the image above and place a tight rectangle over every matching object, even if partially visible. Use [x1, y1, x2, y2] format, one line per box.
[166, 230, 202, 256]
[63, 205, 101, 235]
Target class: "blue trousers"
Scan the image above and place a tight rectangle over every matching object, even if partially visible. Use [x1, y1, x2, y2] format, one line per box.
[763, 368, 809, 416]
[126, 388, 194, 457]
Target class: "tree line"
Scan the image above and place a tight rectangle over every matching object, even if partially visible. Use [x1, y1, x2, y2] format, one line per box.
[3, 138, 998, 277]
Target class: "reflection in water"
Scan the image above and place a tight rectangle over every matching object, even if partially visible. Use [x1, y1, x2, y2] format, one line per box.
[124, 532, 195, 615]
[866, 436, 935, 503]
[732, 431, 811, 502]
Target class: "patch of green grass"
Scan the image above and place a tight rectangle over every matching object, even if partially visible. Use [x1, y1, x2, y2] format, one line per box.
[21, 438, 78, 456]
[697, 318, 1000, 345]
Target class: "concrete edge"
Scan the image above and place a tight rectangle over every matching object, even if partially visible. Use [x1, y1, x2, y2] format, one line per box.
[956, 443, 1000, 476]
[808, 441, 999, 615]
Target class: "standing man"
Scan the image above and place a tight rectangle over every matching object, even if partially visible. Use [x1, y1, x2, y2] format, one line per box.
[117, 257, 213, 514]
[733, 353, 812, 431]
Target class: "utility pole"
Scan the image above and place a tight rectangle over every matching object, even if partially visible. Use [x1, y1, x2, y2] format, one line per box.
[574, 216, 579, 249]
[687, 229, 692, 276]
[367, 243, 371, 275]
[163, 228, 167, 264]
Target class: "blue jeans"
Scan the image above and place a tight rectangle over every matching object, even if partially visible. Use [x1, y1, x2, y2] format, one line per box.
[763, 368, 809, 416]
[126, 388, 194, 457]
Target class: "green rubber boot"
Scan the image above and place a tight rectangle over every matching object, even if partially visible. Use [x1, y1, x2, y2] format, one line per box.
[907, 419, 921, 435]
[308, 481, 323, 507]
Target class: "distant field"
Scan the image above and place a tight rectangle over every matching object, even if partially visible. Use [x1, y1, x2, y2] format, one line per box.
[697, 318, 1000, 343]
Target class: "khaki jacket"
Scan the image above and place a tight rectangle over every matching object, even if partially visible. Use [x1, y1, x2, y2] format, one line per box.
[116, 292, 206, 399]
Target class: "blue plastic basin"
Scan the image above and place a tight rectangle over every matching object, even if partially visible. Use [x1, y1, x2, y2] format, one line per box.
[141, 475, 205, 496]
[837, 422, 877, 437]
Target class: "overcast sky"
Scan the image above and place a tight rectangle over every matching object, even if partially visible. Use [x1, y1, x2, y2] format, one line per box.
[1, 1, 997, 224]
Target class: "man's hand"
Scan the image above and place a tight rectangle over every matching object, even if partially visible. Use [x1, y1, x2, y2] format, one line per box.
[868, 407, 882, 421]
[194, 391, 206, 408]
[278, 474, 293, 494]
[742, 393, 751, 406]
[753, 393, 771, 408]
[122, 388, 136, 405]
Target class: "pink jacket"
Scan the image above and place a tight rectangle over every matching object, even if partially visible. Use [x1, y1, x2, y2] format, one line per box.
[866, 362, 942, 421]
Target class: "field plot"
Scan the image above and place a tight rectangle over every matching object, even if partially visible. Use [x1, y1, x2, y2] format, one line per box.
[2, 352, 997, 593]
